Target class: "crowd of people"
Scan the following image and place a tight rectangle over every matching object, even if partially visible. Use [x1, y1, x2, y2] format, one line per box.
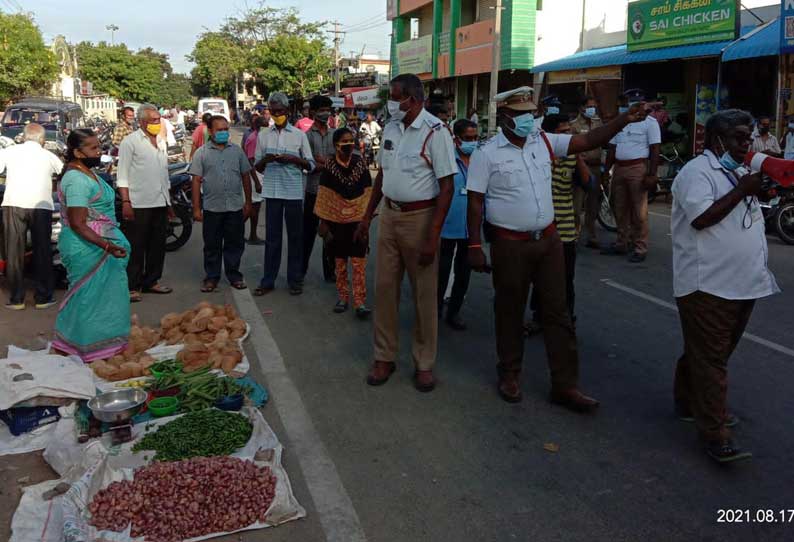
[0, 72, 781, 465]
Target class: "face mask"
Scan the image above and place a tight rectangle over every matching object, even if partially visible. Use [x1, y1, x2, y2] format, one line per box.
[759, 126, 769, 134]
[618, 107, 629, 114]
[459, 141, 477, 155]
[717, 137, 740, 171]
[272, 115, 287, 126]
[145, 123, 161, 136]
[213, 131, 229, 144]
[508, 112, 536, 137]
[82, 156, 102, 169]
[338, 143, 354, 155]
[788, 123, 794, 130]
[545, 106, 560, 115]
[387, 99, 408, 121]
[584, 107, 597, 118]
[316, 112, 331, 123]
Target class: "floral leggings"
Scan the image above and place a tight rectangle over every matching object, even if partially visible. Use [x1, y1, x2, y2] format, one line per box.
[335, 257, 367, 307]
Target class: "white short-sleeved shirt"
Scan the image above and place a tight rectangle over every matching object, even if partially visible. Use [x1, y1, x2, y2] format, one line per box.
[0, 142, 63, 210]
[751, 134, 781, 155]
[671, 150, 779, 300]
[785, 132, 794, 160]
[467, 130, 572, 232]
[116, 129, 171, 208]
[610, 116, 661, 161]
[378, 108, 458, 202]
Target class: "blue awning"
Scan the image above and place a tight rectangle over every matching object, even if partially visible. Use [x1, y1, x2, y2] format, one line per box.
[722, 18, 779, 62]
[532, 26, 758, 73]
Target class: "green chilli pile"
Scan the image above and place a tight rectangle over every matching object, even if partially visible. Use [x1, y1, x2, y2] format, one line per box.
[132, 409, 253, 462]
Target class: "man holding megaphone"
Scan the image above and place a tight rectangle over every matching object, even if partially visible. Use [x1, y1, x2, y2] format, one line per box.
[670, 109, 780, 464]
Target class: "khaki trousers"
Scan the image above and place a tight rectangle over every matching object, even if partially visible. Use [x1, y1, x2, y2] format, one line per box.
[675, 291, 755, 443]
[612, 162, 649, 254]
[491, 231, 579, 389]
[583, 164, 602, 242]
[373, 205, 439, 370]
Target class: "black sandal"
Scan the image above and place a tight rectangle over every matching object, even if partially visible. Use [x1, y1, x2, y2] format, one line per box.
[254, 286, 274, 296]
[230, 281, 248, 290]
[200, 280, 218, 293]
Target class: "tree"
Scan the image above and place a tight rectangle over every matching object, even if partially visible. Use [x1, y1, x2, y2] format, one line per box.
[249, 35, 333, 100]
[156, 73, 194, 109]
[187, 32, 245, 98]
[0, 12, 59, 103]
[76, 42, 162, 102]
[220, 4, 325, 46]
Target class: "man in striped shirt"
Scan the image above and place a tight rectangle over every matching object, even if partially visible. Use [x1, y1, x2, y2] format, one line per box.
[254, 92, 315, 296]
[528, 115, 591, 330]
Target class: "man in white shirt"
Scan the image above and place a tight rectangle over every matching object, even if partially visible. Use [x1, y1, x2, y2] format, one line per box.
[117, 104, 173, 302]
[356, 73, 458, 392]
[359, 111, 382, 164]
[671, 109, 779, 464]
[175, 106, 187, 132]
[0, 123, 63, 310]
[782, 116, 794, 160]
[603, 89, 661, 262]
[750, 115, 782, 157]
[466, 87, 650, 410]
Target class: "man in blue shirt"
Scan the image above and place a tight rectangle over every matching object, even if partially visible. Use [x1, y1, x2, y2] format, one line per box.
[437, 119, 478, 330]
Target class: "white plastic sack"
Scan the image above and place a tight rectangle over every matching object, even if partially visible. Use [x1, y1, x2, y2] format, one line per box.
[60, 407, 305, 542]
[10, 479, 66, 542]
[1, 350, 95, 410]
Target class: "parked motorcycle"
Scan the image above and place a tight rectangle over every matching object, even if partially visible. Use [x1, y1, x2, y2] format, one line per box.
[770, 184, 794, 245]
[650, 147, 685, 203]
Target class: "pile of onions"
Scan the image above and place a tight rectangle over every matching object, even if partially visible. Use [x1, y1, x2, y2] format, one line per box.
[88, 456, 277, 541]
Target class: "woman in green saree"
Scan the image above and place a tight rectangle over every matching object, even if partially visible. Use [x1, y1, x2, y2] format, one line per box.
[52, 129, 131, 362]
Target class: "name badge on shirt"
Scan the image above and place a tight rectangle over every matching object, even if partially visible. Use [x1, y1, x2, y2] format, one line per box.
[751, 202, 763, 224]
[460, 187, 467, 195]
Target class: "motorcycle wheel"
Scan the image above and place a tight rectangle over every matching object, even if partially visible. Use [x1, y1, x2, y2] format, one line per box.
[165, 205, 193, 252]
[597, 191, 617, 233]
[774, 202, 794, 245]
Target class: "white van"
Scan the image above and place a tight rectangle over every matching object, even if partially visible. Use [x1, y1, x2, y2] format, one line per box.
[197, 98, 231, 121]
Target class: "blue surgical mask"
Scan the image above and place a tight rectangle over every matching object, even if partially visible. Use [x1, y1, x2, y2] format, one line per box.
[509, 112, 536, 137]
[459, 141, 477, 155]
[214, 131, 230, 144]
[584, 107, 597, 118]
[788, 122, 794, 130]
[618, 107, 629, 114]
[717, 136, 740, 171]
[546, 106, 560, 115]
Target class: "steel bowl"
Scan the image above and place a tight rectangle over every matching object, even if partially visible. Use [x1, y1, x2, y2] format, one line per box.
[88, 389, 147, 423]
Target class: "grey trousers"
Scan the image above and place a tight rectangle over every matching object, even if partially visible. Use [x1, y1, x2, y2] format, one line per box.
[2, 206, 54, 304]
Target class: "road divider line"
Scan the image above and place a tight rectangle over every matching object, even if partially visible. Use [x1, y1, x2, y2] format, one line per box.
[232, 288, 368, 542]
[648, 211, 671, 218]
[601, 279, 794, 358]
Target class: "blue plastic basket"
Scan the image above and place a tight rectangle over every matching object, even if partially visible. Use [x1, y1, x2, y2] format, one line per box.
[0, 406, 61, 436]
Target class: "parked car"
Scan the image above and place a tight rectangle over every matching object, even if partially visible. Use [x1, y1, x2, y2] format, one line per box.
[0, 97, 83, 151]
[197, 98, 231, 122]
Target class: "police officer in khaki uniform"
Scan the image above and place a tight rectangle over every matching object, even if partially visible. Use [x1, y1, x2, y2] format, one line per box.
[356, 73, 458, 393]
[570, 95, 604, 248]
[466, 87, 650, 410]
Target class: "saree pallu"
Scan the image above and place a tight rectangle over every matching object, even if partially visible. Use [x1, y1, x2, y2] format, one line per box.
[53, 173, 131, 362]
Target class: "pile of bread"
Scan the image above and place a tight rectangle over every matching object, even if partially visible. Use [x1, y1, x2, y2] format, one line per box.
[89, 302, 247, 382]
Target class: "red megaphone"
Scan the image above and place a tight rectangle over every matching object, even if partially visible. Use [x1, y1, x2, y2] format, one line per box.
[745, 152, 794, 187]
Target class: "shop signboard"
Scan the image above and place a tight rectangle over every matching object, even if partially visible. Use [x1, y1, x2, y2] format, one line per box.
[694, 83, 718, 155]
[351, 88, 381, 107]
[547, 66, 622, 84]
[396, 35, 433, 75]
[782, 0, 794, 54]
[627, 0, 738, 52]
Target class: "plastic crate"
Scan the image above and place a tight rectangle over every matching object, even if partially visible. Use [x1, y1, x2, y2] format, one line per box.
[0, 406, 61, 436]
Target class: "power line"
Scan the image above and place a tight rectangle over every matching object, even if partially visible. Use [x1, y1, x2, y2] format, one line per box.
[341, 12, 386, 31]
[344, 21, 390, 34]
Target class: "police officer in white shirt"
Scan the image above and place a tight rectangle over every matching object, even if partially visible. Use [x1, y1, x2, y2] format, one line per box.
[0, 123, 63, 310]
[671, 109, 779, 464]
[357, 73, 458, 393]
[466, 86, 650, 410]
[603, 89, 661, 262]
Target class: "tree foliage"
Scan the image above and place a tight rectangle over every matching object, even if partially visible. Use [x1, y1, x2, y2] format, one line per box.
[250, 35, 333, 99]
[188, 3, 332, 101]
[0, 12, 59, 103]
[76, 41, 193, 107]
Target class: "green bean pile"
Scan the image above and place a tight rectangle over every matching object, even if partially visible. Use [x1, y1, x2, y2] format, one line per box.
[132, 409, 253, 461]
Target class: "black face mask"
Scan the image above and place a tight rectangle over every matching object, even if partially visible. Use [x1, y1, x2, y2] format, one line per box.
[82, 156, 102, 169]
[338, 143, 354, 156]
[759, 127, 770, 134]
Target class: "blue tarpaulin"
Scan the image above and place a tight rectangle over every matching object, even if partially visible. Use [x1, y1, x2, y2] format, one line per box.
[532, 25, 769, 74]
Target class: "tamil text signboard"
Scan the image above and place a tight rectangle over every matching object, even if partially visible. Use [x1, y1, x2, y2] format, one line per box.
[627, 0, 738, 52]
[396, 35, 433, 75]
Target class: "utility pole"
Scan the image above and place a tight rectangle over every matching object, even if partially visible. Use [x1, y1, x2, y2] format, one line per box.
[327, 21, 345, 95]
[487, 0, 504, 136]
[106, 24, 119, 46]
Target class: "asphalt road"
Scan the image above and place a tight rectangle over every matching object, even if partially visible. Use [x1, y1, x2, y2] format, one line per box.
[2, 131, 794, 541]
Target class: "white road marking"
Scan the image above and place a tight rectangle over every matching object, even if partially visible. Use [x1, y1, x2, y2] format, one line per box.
[601, 279, 794, 358]
[648, 211, 671, 218]
[232, 289, 368, 542]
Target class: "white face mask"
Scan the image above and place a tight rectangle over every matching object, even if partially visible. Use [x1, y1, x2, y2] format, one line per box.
[387, 99, 408, 121]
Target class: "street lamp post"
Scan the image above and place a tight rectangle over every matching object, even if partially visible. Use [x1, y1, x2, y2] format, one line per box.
[106, 24, 119, 46]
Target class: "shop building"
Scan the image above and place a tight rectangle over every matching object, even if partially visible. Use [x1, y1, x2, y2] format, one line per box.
[532, 1, 782, 156]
